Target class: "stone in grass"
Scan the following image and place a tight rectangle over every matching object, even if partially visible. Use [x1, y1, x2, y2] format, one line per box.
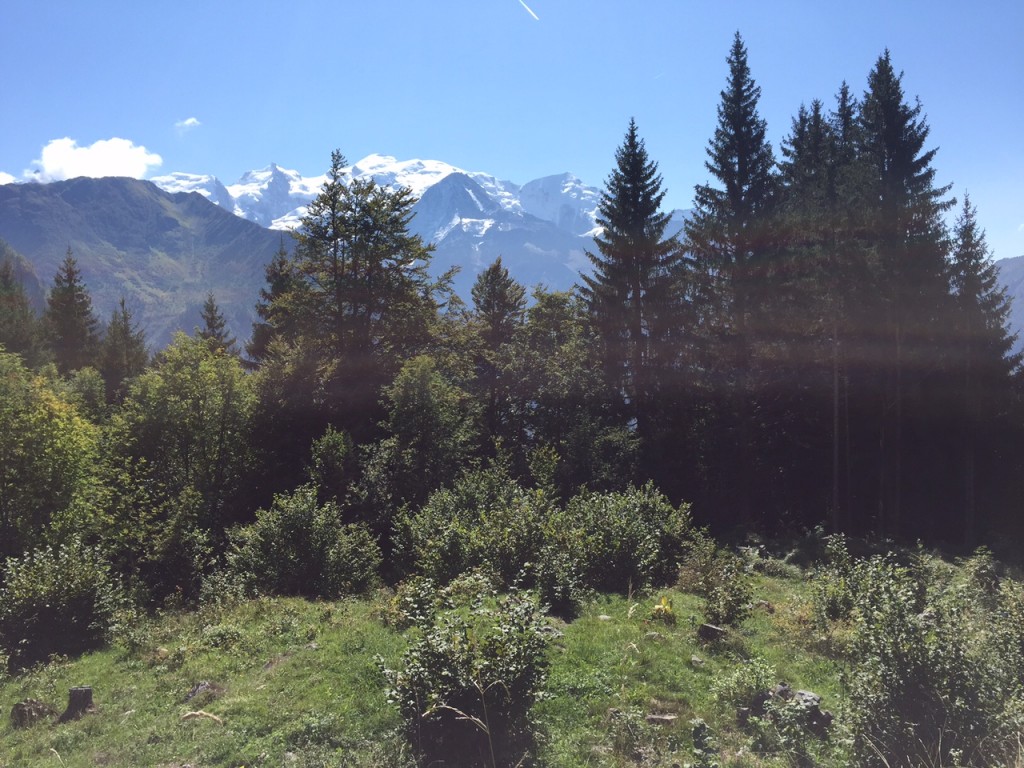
[184, 681, 224, 704]
[10, 699, 57, 729]
[646, 713, 678, 725]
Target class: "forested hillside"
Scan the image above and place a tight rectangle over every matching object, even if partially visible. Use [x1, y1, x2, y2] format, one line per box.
[2, 35, 1024, 767]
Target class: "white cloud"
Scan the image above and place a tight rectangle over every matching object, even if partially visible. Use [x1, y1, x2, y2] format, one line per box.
[0, 171, 15, 185]
[26, 137, 163, 181]
[175, 117, 201, 132]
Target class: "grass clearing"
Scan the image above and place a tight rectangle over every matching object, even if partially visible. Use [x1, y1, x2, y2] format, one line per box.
[0, 569, 858, 766]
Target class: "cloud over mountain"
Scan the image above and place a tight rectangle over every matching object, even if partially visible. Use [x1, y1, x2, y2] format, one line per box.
[26, 137, 162, 182]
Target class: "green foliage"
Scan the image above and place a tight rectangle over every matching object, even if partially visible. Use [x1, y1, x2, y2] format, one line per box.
[0, 350, 99, 559]
[711, 656, 776, 712]
[0, 537, 130, 672]
[382, 590, 549, 767]
[308, 425, 356, 504]
[0, 247, 43, 365]
[689, 718, 720, 768]
[227, 485, 380, 599]
[106, 332, 255, 531]
[196, 291, 237, 354]
[676, 537, 752, 627]
[396, 465, 547, 587]
[550, 482, 691, 596]
[400, 474, 690, 618]
[504, 288, 640, 496]
[581, 118, 681, 448]
[359, 355, 476, 528]
[807, 544, 1024, 766]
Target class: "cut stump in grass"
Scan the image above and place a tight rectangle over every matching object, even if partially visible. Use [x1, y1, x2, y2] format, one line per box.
[697, 623, 728, 642]
[59, 686, 95, 723]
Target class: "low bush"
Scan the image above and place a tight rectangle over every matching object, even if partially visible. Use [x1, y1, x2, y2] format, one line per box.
[399, 475, 693, 619]
[382, 590, 549, 767]
[0, 537, 130, 672]
[810, 546, 1024, 767]
[553, 483, 691, 594]
[227, 484, 380, 598]
[395, 466, 548, 587]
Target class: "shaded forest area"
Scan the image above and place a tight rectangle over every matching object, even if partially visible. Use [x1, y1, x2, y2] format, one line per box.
[1, 32, 1021, 608]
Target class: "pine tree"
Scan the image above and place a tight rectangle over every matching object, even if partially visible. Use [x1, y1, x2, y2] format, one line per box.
[197, 292, 237, 353]
[246, 237, 300, 365]
[44, 248, 100, 374]
[946, 195, 1019, 545]
[581, 118, 680, 446]
[684, 32, 777, 525]
[471, 257, 527, 447]
[0, 256, 40, 363]
[100, 297, 148, 403]
[472, 257, 527, 352]
[256, 149, 443, 442]
[857, 50, 955, 537]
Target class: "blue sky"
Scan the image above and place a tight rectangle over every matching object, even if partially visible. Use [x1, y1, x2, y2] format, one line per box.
[2, 0, 1022, 259]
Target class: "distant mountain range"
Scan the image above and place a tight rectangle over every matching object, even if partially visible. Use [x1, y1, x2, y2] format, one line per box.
[0, 154, 1019, 352]
[0, 154, 665, 347]
[0, 177, 283, 347]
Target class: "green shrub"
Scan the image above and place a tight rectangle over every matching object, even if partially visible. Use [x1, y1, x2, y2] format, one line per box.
[382, 591, 549, 767]
[810, 534, 859, 626]
[396, 466, 547, 588]
[711, 656, 776, 712]
[549, 483, 692, 595]
[704, 553, 752, 627]
[842, 553, 1024, 767]
[400, 476, 692, 619]
[227, 484, 380, 598]
[0, 537, 129, 671]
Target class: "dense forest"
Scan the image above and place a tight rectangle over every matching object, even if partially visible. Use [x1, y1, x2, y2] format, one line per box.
[2, 34, 1024, 766]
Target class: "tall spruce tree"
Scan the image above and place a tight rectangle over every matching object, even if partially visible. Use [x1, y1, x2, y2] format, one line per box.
[684, 32, 777, 526]
[99, 297, 148, 403]
[581, 118, 680, 447]
[946, 195, 1019, 545]
[44, 248, 100, 374]
[856, 50, 955, 538]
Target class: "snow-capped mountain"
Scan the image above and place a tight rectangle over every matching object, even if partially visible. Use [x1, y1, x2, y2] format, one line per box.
[151, 153, 612, 294]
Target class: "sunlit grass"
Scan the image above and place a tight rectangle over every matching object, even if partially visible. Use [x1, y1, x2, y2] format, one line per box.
[0, 571, 854, 767]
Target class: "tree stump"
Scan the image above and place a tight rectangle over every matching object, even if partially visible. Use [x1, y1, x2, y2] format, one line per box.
[59, 686, 95, 723]
[697, 623, 728, 642]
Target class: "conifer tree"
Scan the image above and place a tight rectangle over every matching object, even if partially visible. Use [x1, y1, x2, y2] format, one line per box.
[100, 297, 148, 403]
[684, 32, 777, 524]
[856, 50, 955, 537]
[247, 237, 299, 365]
[581, 118, 680, 446]
[197, 291, 237, 353]
[471, 257, 526, 446]
[0, 256, 40, 363]
[946, 195, 1019, 544]
[44, 248, 100, 374]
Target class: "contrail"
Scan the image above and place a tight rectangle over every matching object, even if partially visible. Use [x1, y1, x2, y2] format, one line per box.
[518, 0, 540, 21]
